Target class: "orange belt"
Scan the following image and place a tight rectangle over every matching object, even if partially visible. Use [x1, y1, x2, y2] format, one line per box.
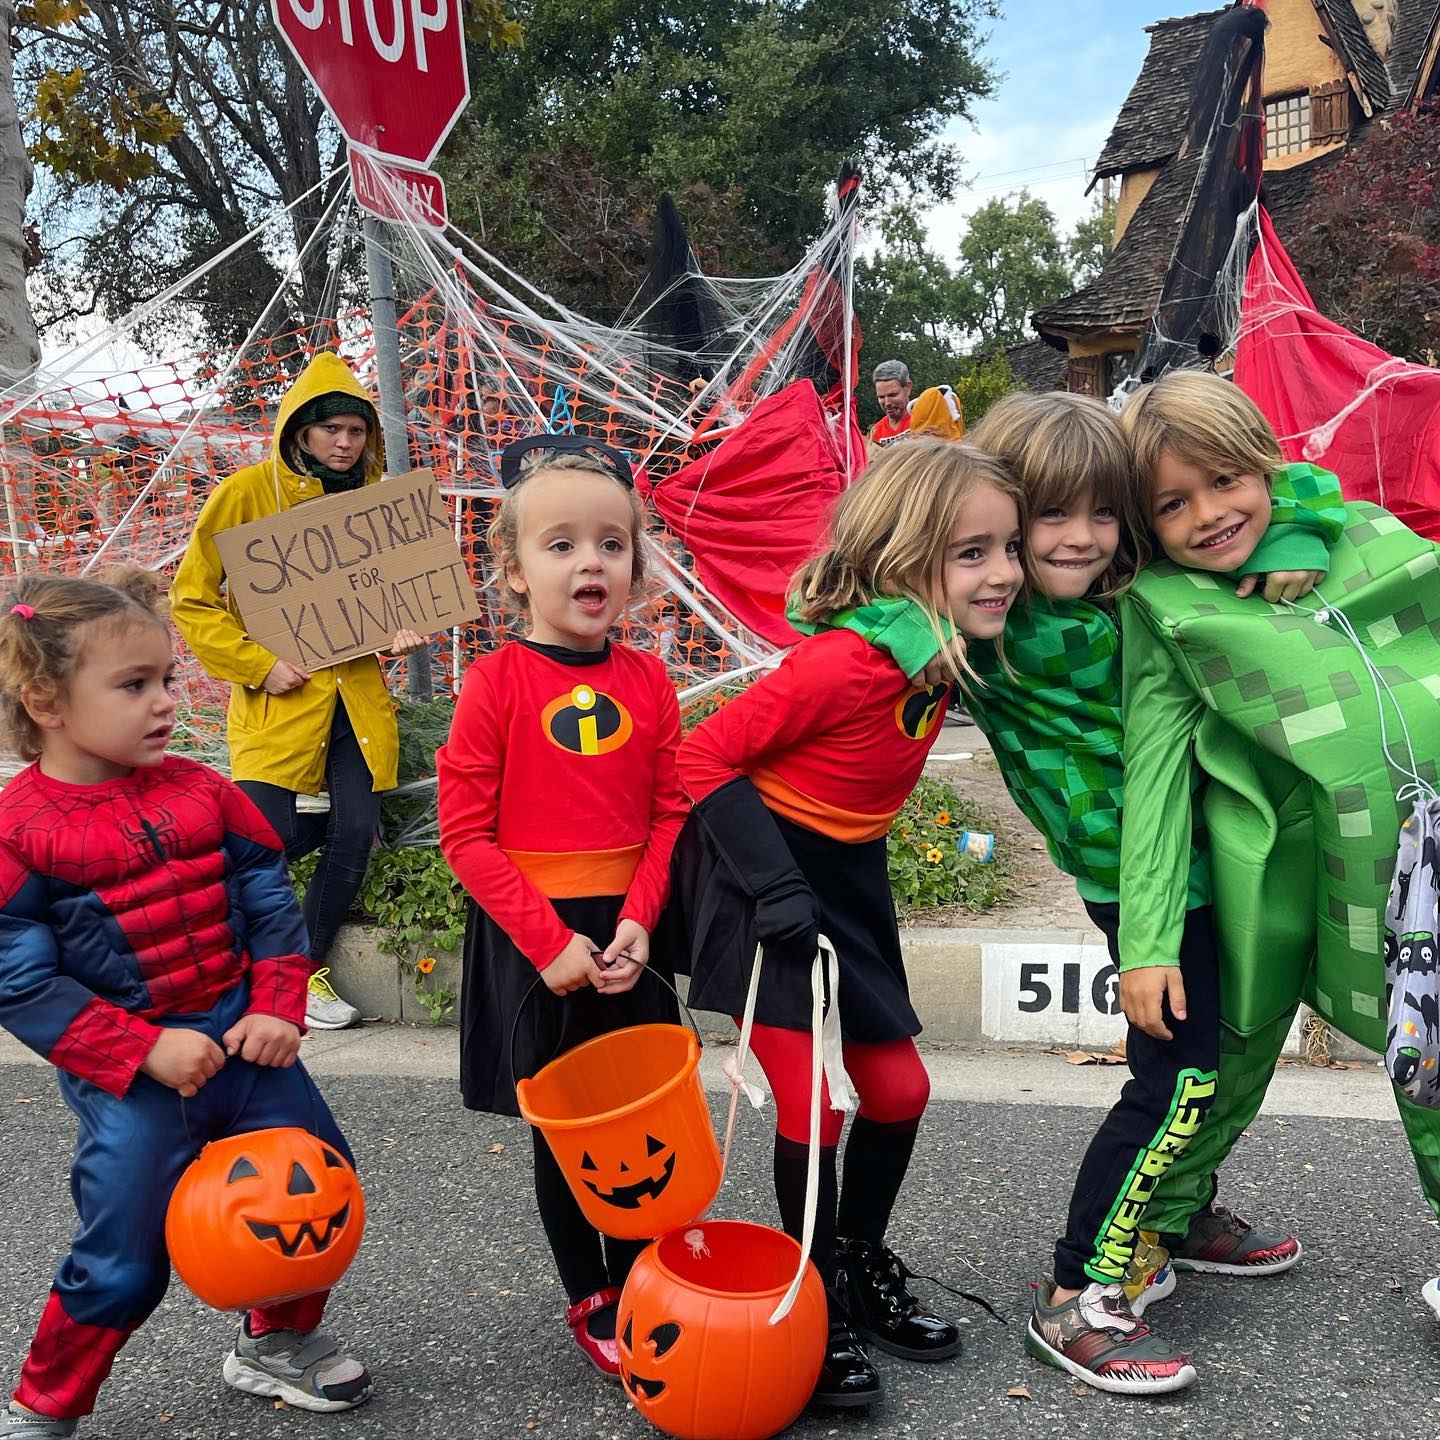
[751, 767, 896, 843]
[503, 843, 645, 899]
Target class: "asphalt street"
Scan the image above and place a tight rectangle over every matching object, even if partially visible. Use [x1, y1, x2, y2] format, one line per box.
[0, 1048, 1434, 1440]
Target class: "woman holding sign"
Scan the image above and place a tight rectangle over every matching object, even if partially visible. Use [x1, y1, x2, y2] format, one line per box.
[173, 351, 426, 1030]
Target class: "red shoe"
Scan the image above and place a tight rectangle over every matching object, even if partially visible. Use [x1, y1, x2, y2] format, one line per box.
[566, 1287, 622, 1379]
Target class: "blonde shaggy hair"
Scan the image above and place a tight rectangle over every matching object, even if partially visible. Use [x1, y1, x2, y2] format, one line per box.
[790, 437, 1024, 681]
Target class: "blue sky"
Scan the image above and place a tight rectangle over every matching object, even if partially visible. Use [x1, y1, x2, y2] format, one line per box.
[924, 0, 1175, 247]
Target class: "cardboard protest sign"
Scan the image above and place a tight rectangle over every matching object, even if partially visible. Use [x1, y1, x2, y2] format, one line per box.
[212, 469, 483, 670]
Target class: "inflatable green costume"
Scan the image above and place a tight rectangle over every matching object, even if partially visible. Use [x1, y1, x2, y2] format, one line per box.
[1119, 484, 1440, 1228]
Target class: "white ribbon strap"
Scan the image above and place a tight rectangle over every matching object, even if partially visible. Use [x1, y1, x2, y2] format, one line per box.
[719, 944, 769, 1182]
[771, 932, 853, 1324]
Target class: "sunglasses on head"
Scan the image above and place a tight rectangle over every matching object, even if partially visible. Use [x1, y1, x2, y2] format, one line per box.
[498, 434, 635, 490]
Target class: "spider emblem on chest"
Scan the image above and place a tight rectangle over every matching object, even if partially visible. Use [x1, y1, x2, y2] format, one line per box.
[125, 807, 182, 864]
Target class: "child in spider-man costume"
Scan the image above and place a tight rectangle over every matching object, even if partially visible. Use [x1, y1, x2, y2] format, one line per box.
[0, 571, 370, 1437]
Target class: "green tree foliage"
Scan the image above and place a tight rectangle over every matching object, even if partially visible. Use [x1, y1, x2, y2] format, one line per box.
[1067, 190, 1118, 288]
[444, 0, 999, 309]
[952, 190, 1074, 352]
[854, 190, 1088, 420]
[1288, 107, 1440, 364]
[19, 0, 520, 347]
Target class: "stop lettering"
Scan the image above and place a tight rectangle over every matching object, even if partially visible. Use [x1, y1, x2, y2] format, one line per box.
[272, 0, 470, 167]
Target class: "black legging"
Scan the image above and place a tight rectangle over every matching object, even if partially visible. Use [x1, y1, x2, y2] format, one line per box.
[240, 702, 382, 963]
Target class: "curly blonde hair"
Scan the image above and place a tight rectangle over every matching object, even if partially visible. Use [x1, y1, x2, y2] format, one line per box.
[0, 569, 170, 760]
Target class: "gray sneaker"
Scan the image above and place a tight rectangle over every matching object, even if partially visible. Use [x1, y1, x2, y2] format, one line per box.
[305, 968, 362, 1031]
[1025, 1278, 1197, 1396]
[223, 1322, 372, 1412]
[0, 1403, 77, 1437]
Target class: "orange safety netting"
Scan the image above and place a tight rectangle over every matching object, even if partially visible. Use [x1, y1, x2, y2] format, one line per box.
[0, 287, 770, 741]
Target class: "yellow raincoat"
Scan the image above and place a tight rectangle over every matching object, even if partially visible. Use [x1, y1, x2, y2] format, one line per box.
[171, 352, 400, 794]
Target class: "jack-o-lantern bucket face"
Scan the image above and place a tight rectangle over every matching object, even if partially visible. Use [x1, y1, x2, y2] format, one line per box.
[517, 1023, 721, 1240]
[617, 1221, 827, 1440]
[579, 1133, 676, 1210]
[166, 1127, 366, 1311]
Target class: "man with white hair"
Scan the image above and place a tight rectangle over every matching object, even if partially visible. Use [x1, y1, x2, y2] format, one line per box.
[868, 360, 914, 449]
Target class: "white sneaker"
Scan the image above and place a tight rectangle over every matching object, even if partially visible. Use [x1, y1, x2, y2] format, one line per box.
[1423, 1277, 1440, 1319]
[305, 967, 361, 1030]
[224, 1320, 371, 1411]
[0, 1402, 77, 1437]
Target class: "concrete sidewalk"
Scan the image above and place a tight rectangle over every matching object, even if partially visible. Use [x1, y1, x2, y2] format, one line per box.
[0, 1024, 1390, 1119]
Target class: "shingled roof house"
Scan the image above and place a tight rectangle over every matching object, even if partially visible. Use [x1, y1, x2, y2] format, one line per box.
[1010, 0, 1440, 395]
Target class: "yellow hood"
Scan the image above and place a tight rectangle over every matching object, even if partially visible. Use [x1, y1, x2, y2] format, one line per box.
[273, 351, 384, 481]
[909, 385, 965, 442]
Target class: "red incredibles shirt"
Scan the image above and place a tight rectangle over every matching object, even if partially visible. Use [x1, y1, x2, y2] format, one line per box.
[679, 629, 949, 841]
[437, 641, 687, 967]
[0, 756, 311, 1097]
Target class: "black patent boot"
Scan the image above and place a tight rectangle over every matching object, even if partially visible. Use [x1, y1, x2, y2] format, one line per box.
[810, 1291, 882, 1408]
[836, 1237, 962, 1361]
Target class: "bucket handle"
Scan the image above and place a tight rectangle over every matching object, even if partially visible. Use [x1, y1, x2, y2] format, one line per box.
[719, 935, 856, 1325]
[507, 959, 703, 1095]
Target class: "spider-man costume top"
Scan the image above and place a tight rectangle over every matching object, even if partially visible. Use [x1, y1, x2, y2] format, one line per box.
[0, 753, 310, 1097]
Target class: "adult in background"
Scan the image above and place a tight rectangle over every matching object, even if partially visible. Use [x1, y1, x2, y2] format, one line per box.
[867, 360, 914, 450]
[172, 351, 427, 1031]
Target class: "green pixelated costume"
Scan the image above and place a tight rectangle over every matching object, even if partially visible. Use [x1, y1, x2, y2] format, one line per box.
[1120, 477, 1440, 1231]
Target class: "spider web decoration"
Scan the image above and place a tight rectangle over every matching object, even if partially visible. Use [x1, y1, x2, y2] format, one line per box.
[0, 165, 868, 821]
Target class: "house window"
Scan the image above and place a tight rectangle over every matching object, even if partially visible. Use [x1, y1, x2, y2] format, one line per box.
[1265, 92, 1311, 157]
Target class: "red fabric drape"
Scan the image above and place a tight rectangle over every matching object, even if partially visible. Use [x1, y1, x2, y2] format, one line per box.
[1235, 207, 1440, 539]
[642, 381, 864, 647]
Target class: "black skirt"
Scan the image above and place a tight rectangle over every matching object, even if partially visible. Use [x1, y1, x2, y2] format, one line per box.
[673, 811, 920, 1042]
[459, 893, 681, 1117]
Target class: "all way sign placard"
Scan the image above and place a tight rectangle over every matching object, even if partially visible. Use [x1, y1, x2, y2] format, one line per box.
[213, 469, 483, 669]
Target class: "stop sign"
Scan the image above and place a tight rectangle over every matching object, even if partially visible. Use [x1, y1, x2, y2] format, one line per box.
[272, 0, 470, 168]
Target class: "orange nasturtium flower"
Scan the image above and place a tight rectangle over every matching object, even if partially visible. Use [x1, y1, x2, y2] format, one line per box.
[935, 811, 952, 826]
[416, 956, 436, 975]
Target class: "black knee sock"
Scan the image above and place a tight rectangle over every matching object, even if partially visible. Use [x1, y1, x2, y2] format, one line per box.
[531, 1129, 608, 1307]
[836, 1114, 920, 1245]
[773, 1133, 839, 1286]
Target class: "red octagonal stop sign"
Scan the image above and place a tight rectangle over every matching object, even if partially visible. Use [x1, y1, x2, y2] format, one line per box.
[272, 0, 470, 168]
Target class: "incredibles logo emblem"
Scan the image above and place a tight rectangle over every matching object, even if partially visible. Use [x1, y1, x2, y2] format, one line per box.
[541, 684, 634, 756]
[894, 683, 947, 741]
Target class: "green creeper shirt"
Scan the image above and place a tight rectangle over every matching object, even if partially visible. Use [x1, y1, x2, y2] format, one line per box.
[1119, 485, 1440, 1048]
[967, 597, 1211, 909]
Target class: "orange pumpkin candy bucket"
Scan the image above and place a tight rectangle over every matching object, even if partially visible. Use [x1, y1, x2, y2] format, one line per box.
[618, 1221, 827, 1440]
[514, 972, 723, 1240]
[166, 1127, 365, 1310]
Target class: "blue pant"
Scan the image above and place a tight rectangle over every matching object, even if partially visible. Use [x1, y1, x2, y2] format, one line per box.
[17, 986, 351, 1417]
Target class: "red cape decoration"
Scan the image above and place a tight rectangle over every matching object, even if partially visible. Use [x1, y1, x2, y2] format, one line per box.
[641, 382, 865, 647]
[1235, 207, 1440, 539]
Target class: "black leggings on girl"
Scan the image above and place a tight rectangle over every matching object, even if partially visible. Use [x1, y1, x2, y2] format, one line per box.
[239, 703, 380, 963]
[746, 1025, 930, 1284]
[531, 1130, 646, 1334]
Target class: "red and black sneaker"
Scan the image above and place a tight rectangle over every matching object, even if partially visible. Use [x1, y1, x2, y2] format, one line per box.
[1026, 1279, 1196, 1396]
[1170, 1203, 1302, 1276]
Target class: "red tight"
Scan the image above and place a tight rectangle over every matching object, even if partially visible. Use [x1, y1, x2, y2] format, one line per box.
[743, 1023, 930, 1145]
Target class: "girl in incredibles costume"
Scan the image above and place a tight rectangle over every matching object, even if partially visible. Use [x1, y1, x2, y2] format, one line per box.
[676, 438, 1023, 1408]
[1116, 370, 1440, 1323]
[436, 435, 686, 1381]
[964, 393, 1303, 1397]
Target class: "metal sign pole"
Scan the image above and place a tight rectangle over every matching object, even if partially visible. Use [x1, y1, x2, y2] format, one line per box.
[363, 211, 432, 699]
